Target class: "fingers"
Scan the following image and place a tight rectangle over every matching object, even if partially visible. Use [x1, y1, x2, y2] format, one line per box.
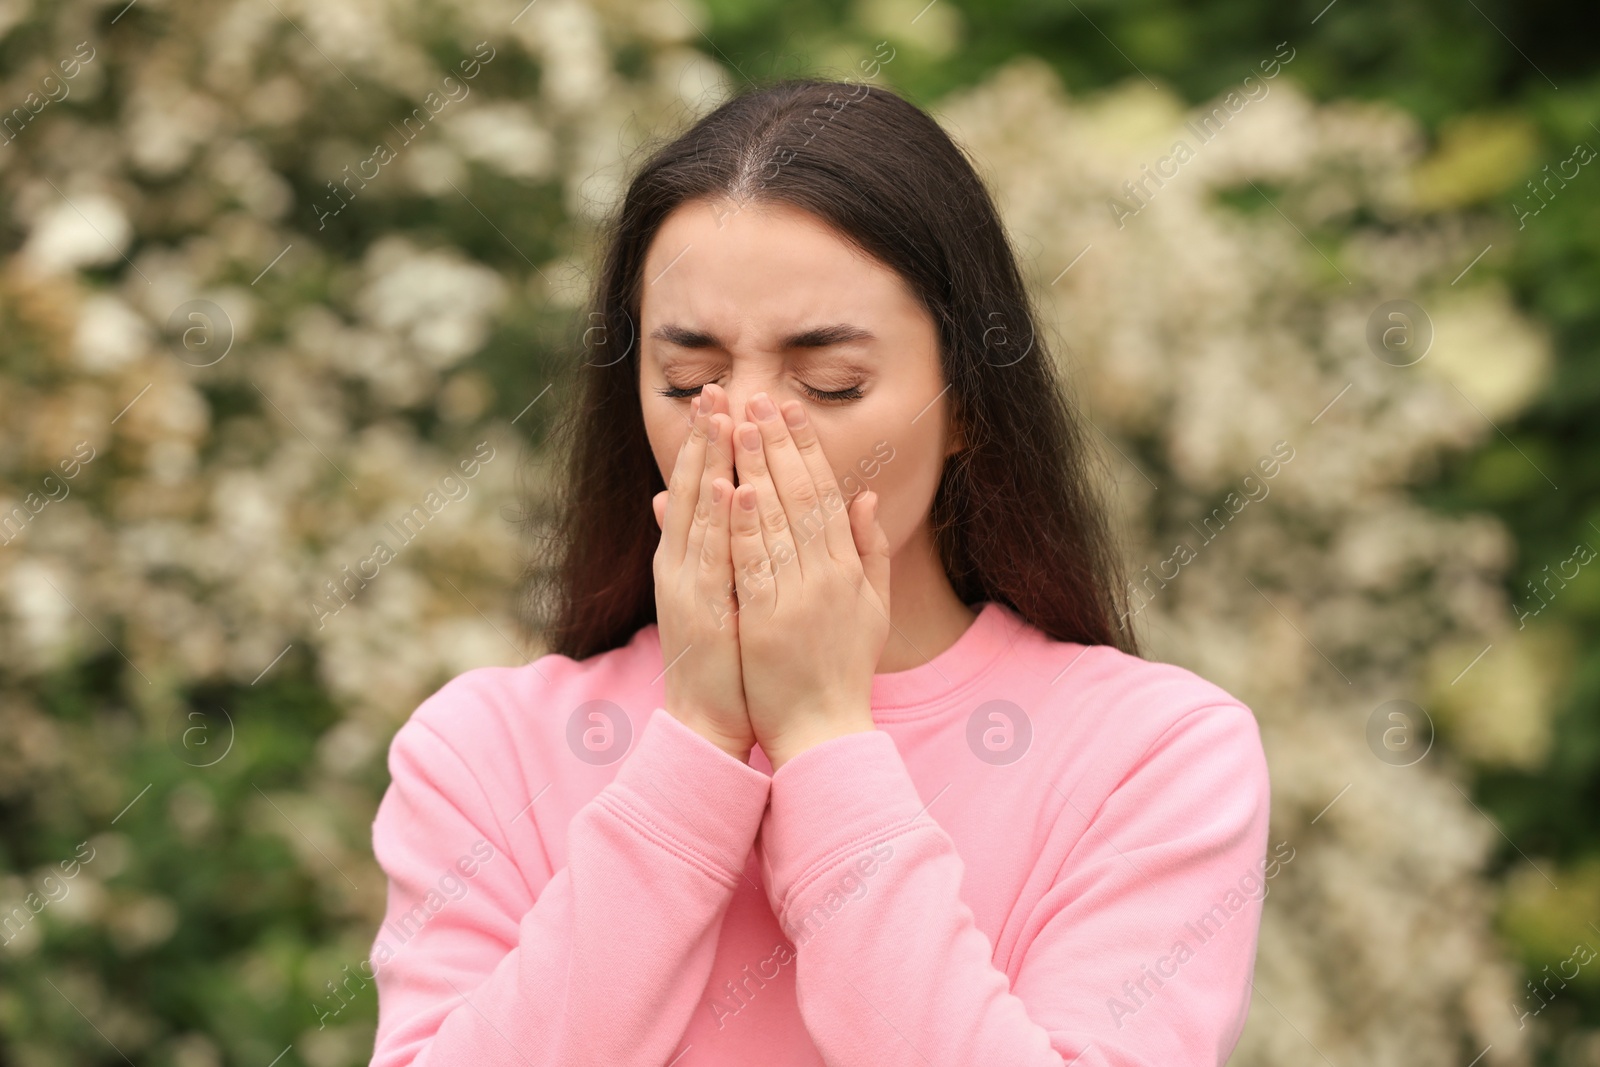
[772, 398, 855, 566]
[732, 399, 801, 584]
[688, 389, 738, 634]
[732, 410, 789, 569]
[728, 476, 775, 613]
[699, 382, 738, 471]
[734, 393, 844, 581]
[699, 476, 738, 632]
[684, 411, 724, 568]
[850, 490, 892, 614]
[685, 384, 737, 570]
[662, 395, 709, 568]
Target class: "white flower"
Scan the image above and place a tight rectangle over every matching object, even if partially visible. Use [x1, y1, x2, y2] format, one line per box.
[73, 293, 151, 373]
[357, 238, 507, 368]
[3, 559, 76, 667]
[19, 191, 132, 275]
[447, 103, 556, 181]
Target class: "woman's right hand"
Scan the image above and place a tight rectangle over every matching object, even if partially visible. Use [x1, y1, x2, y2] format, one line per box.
[651, 382, 754, 762]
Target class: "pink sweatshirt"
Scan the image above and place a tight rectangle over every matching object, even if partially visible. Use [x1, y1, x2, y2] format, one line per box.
[366, 600, 1272, 1066]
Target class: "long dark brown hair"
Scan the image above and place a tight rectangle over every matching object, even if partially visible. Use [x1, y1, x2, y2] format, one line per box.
[516, 77, 1141, 662]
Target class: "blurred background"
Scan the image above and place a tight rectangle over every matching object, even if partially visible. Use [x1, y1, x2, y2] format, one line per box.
[0, 0, 1596, 1064]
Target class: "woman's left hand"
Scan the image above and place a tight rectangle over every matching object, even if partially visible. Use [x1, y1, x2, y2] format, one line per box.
[727, 391, 892, 771]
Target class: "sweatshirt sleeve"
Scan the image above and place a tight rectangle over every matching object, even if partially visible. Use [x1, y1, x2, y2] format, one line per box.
[368, 703, 772, 1067]
[756, 702, 1271, 1067]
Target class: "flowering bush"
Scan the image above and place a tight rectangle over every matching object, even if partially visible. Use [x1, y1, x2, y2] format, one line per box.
[940, 61, 1550, 1065]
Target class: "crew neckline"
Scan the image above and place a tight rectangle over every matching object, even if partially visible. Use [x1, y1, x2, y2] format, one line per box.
[634, 598, 1027, 722]
[869, 599, 1024, 719]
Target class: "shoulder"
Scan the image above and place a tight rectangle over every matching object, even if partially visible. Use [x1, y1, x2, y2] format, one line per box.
[1039, 626, 1243, 710]
[1088, 647, 1265, 807]
[999, 603, 1253, 728]
[384, 622, 665, 786]
[1015, 637, 1271, 854]
[1006, 620, 1265, 794]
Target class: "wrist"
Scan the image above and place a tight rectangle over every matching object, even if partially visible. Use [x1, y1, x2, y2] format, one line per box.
[677, 715, 754, 764]
[709, 735, 754, 764]
[766, 720, 876, 772]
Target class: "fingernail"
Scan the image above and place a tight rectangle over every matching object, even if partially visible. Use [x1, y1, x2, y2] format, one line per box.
[750, 393, 776, 420]
[691, 396, 701, 419]
[782, 402, 806, 428]
[739, 487, 756, 510]
[739, 424, 761, 450]
[706, 417, 720, 443]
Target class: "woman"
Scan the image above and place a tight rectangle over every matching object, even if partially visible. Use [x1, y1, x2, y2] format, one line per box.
[366, 77, 1271, 1066]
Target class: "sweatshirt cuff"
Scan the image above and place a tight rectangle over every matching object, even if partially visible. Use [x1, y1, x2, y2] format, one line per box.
[602, 707, 772, 887]
[759, 728, 926, 916]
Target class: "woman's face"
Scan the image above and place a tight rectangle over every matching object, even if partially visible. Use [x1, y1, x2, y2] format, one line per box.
[638, 196, 961, 560]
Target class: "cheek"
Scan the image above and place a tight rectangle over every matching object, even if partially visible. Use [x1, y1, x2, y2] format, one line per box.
[643, 405, 687, 484]
[830, 416, 945, 554]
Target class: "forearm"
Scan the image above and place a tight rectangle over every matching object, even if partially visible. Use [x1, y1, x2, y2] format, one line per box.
[372, 710, 772, 1067]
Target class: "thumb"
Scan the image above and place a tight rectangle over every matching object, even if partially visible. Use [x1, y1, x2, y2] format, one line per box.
[851, 491, 891, 611]
[652, 490, 668, 530]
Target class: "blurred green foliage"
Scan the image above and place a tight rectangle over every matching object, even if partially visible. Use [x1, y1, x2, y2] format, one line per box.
[1, 0, 1596, 1064]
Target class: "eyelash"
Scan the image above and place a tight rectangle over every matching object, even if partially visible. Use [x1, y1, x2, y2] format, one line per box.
[655, 383, 864, 404]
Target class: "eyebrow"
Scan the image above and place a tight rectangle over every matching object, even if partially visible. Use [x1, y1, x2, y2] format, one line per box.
[648, 323, 875, 350]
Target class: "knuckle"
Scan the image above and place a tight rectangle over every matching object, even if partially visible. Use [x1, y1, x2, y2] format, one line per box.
[759, 503, 788, 536]
[796, 507, 827, 543]
[742, 572, 767, 597]
[667, 470, 691, 499]
[698, 537, 725, 570]
[785, 474, 818, 508]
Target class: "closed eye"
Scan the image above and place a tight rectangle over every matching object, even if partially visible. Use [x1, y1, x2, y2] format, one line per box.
[653, 382, 864, 403]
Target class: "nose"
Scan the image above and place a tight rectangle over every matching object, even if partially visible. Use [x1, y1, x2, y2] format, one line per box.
[708, 379, 769, 428]
[703, 380, 773, 489]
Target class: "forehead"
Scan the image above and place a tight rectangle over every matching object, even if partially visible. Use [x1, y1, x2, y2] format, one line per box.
[639, 198, 917, 333]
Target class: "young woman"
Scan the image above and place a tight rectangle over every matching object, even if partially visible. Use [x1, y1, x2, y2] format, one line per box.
[366, 78, 1271, 1067]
